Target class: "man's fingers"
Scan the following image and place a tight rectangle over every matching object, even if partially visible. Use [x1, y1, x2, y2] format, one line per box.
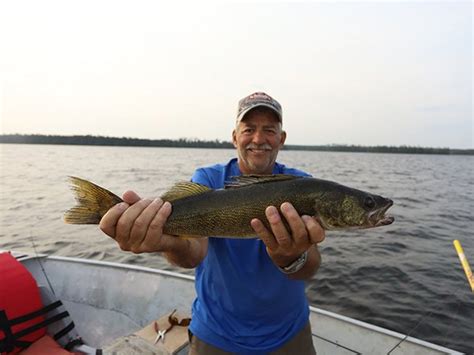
[265, 206, 292, 249]
[115, 199, 153, 246]
[99, 202, 129, 238]
[251, 218, 278, 251]
[123, 190, 141, 204]
[302, 215, 326, 244]
[140, 201, 173, 252]
[280, 202, 308, 247]
[98, 190, 141, 240]
[129, 198, 165, 252]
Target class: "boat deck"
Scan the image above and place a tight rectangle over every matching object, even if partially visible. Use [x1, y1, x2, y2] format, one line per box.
[12, 253, 463, 354]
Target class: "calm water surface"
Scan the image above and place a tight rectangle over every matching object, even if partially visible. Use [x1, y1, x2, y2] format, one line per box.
[1, 144, 473, 353]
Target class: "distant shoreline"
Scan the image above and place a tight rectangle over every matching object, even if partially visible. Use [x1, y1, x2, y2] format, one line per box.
[1, 134, 472, 155]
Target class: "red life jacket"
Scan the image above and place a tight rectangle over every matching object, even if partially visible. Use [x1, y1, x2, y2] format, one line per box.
[0, 253, 80, 355]
[0, 252, 47, 354]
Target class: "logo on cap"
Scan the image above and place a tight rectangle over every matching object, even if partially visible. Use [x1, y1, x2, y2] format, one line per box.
[236, 92, 282, 123]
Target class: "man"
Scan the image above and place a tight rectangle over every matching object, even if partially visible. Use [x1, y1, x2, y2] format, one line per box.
[100, 92, 325, 354]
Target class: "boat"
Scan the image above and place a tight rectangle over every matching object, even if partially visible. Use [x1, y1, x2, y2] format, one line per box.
[0, 251, 463, 354]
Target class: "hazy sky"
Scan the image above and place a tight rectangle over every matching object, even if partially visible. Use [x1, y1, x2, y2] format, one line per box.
[1, 1, 472, 148]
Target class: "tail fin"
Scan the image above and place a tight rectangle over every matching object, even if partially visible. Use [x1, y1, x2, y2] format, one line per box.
[64, 176, 123, 224]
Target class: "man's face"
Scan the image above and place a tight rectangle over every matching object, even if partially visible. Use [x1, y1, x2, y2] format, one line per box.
[232, 108, 286, 175]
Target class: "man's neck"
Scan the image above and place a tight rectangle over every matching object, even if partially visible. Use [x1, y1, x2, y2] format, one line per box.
[237, 160, 276, 175]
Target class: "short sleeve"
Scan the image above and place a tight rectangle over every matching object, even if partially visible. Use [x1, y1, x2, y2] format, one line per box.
[191, 168, 212, 188]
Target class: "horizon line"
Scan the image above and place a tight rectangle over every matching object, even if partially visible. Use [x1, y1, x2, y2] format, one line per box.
[1, 133, 473, 154]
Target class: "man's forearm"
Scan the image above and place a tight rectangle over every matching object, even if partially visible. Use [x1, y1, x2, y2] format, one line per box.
[163, 238, 208, 268]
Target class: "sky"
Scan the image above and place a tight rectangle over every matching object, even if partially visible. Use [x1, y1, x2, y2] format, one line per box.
[0, 0, 472, 149]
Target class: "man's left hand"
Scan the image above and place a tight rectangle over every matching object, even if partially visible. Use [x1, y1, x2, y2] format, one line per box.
[250, 202, 325, 268]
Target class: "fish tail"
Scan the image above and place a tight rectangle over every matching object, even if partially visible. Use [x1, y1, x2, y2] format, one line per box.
[64, 176, 123, 224]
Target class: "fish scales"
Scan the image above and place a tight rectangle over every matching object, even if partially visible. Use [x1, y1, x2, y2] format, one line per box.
[164, 179, 317, 237]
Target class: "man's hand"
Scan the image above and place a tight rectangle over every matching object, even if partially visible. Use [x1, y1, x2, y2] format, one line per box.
[99, 190, 176, 254]
[99, 190, 208, 268]
[250, 202, 325, 277]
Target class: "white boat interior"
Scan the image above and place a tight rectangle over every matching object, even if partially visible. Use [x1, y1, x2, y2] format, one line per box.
[1, 252, 464, 354]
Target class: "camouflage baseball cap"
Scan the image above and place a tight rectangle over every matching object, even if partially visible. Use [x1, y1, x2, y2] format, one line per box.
[236, 92, 282, 123]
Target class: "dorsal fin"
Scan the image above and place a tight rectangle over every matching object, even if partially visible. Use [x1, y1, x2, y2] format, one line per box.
[224, 174, 301, 189]
[161, 181, 211, 202]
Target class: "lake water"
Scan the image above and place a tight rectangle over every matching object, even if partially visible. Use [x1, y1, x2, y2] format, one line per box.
[0, 144, 473, 353]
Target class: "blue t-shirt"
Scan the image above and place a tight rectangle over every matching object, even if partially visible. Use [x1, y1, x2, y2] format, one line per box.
[189, 158, 312, 354]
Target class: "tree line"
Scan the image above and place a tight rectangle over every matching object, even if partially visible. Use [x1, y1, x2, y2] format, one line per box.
[1, 134, 472, 155]
[0, 134, 233, 149]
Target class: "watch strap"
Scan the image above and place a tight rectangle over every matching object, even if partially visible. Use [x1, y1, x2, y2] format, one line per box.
[279, 250, 308, 274]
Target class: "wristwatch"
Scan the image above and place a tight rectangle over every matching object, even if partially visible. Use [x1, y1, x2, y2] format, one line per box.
[279, 251, 308, 274]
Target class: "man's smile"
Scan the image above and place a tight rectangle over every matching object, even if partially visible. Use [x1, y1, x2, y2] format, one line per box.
[246, 144, 273, 155]
[248, 148, 270, 154]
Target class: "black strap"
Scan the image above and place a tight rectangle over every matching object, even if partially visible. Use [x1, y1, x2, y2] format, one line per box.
[54, 321, 75, 341]
[0, 302, 76, 353]
[0, 310, 15, 353]
[13, 311, 69, 339]
[9, 301, 63, 326]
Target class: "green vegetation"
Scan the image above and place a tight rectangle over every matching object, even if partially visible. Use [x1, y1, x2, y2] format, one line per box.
[0, 134, 232, 149]
[1, 134, 472, 155]
[284, 144, 473, 155]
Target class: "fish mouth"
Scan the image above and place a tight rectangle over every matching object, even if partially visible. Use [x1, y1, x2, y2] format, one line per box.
[369, 199, 394, 227]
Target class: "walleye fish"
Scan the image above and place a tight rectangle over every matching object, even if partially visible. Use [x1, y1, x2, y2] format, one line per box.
[64, 175, 394, 238]
[64, 174, 394, 238]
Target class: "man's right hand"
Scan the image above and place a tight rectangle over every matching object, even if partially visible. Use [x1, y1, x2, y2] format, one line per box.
[99, 190, 177, 254]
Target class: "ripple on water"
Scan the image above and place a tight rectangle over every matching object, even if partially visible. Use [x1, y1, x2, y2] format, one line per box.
[2, 146, 473, 353]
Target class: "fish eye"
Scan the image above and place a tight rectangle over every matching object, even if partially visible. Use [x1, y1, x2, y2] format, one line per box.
[364, 197, 376, 209]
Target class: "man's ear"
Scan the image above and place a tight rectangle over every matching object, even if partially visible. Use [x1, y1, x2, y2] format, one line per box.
[279, 130, 287, 147]
[232, 129, 238, 148]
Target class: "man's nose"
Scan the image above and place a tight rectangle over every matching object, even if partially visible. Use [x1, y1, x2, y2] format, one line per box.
[252, 130, 266, 144]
